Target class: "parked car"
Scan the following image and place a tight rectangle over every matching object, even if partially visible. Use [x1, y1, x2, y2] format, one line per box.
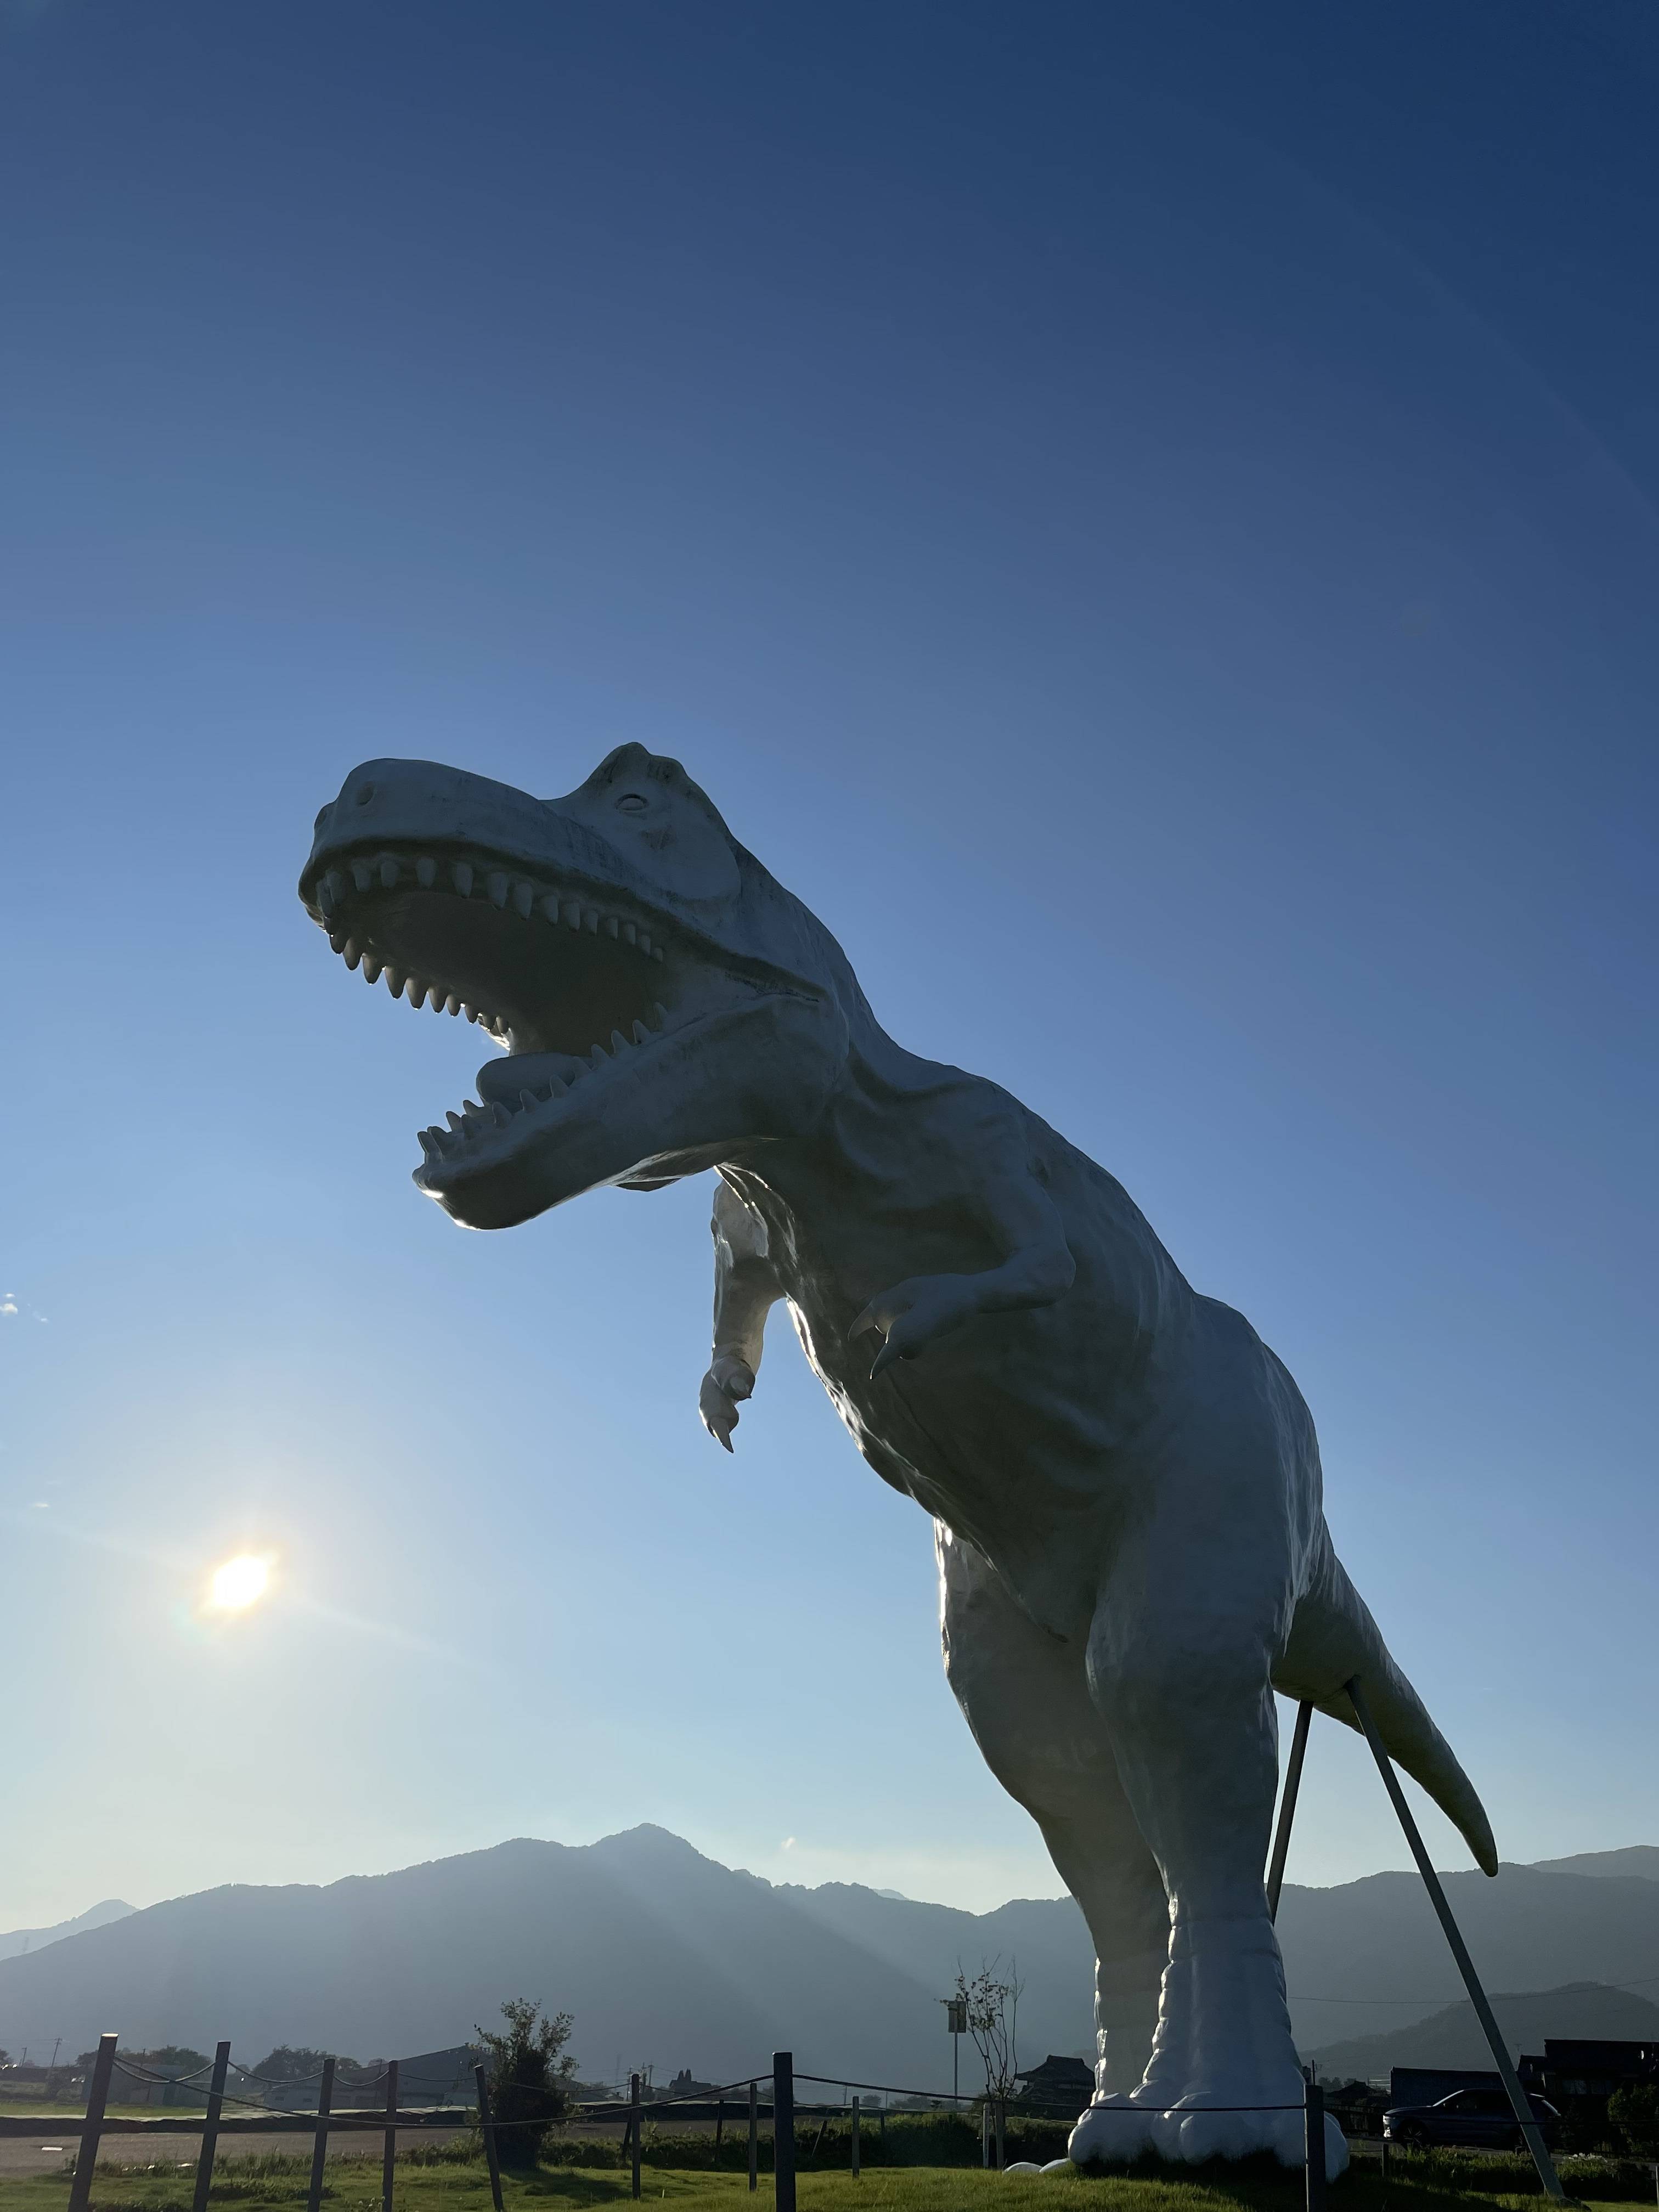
[1383, 2086, 1561, 2151]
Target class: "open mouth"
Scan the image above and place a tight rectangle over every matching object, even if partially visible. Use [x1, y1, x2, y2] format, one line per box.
[307, 839, 723, 1187]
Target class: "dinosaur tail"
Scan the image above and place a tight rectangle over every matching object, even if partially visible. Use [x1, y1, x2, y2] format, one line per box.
[1277, 1521, 1498, 1876]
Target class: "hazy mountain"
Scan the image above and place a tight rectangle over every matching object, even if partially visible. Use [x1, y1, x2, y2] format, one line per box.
[1309, 1981, 1659, 2083]
[0, 1900, 134, 1963]
[2, 1832, 1656, 2092]
[1275, 1865, 1659, 2049]
[0, 1829, 1084, 2091]
[1527, 1847, 1659, 1882]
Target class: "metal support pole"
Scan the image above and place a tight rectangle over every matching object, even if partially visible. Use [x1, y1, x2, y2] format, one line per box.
[68, 2034, 117, 2212]
[1305, 2079, 1327, 2212]
[1347, 1674, 1565, 2201]
[715, 2097, 725, 2162]
[630, 2072, 642, 2202]
[191, 2042, 232, 2212]
[381, 2059, 399, 2212]
[1268, 1699, 1314, 1921]
[981, 2099, 990, 2168]
[475, 2066, 504, 2212]
[851, 2095, 860, 2179]
[748, 2079, 759, 2191]
[772, 2052, 795, 2212]
[306, 2057, 335, 2212]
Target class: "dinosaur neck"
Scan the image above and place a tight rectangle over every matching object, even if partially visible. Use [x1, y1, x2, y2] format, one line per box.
[724, 1015, 989, 1269]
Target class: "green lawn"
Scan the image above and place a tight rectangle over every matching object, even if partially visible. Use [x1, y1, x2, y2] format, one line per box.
[5, 2151, 1657, 2212]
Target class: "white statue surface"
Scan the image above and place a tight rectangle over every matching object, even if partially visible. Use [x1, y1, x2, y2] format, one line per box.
[300, 745, 1500, 2172]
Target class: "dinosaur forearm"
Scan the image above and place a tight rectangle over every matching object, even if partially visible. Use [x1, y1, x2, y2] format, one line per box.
[712, 1258, 781, 1377]
[953, 1231, 1076, 1316]
[702, 1178, 785, 1448]
[851, 1161, 1075, 1376]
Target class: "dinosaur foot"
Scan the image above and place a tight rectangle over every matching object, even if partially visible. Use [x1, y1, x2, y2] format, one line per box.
[1067, 2095, 1348, 2174]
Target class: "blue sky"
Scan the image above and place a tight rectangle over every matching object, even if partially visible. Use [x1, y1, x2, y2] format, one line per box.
[2, 1, 1656, 1932]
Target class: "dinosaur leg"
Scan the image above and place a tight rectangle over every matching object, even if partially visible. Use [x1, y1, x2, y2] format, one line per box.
[938, 1528, 1167, 2107]
[1070, 1517, 1346, 2174]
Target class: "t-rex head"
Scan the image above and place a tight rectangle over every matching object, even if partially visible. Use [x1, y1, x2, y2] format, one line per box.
[298, 746, 853, 1227]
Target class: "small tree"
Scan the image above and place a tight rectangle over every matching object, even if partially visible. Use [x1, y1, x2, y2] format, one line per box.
[475, 1999, 577, 2168]
[251, 2046, 356, 2083]
[953, 1959, 1023, 2169]
[140, 2047, 211, 2075]
[1610, 2083, 1659, 2158]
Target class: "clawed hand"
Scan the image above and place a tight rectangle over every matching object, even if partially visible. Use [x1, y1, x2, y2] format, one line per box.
[698, 1353, 755, 1451]
[849, 1274, 982, 1378]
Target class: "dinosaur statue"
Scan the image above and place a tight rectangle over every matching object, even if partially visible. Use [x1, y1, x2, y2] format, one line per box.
[299, 744, 1499, 2172]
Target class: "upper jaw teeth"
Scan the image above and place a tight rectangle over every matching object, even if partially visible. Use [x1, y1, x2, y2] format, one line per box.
[314, 849, 667, 962]
[312, 843, 673, 1043]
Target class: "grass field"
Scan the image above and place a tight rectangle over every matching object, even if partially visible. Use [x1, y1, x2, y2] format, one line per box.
[4, 2146, 1658, 2212]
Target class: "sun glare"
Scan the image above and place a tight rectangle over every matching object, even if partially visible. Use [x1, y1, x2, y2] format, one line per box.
[208, 1553, 273, 1612]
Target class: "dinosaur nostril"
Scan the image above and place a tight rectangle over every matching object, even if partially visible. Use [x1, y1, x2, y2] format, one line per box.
[354, 782, 376, 807]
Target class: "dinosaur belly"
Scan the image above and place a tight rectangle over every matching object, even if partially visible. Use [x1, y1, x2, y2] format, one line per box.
[787, 1294, 1142, 1639]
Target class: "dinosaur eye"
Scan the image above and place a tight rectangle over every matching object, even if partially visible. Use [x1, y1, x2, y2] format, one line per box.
[617, 792, 648, 814]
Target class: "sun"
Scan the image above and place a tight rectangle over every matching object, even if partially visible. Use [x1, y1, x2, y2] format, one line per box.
[207, 1553, 273, 1612]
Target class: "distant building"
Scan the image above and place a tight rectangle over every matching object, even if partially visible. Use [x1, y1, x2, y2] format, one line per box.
[1389, 2067, 1505, 2109]
[659, 2070, 718, 2103]
[108, 2057, 209, 2108]
[1519, 2039, 1659, 2136]
[1014, 2055, 1094, 2112]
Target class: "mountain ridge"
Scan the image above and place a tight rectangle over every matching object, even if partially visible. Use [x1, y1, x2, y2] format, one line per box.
[0, 1899, 134, 1965]
[1309, 1980, 1659, 2080]
[3, 1830, 1655, 2086]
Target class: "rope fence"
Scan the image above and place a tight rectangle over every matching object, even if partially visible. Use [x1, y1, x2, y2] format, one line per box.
[44, 2039, 1352, 2212]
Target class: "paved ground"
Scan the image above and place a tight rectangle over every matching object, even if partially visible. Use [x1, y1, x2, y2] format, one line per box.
[0, 2127, 469, 2180]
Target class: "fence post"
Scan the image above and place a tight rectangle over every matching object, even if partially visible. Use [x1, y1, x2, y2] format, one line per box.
[980, 2099, 990, 2168]
[1346, 1674, 1566, 2202]
[748, 2079, 758, 2192]
[381, 2059, 399, 2212]
[851, 2095, 860, 2179]
[305, 2057, 335, 2212]
[191, 2041, 232, 2212]
[67, 2033, 117, 2212]
[714, 2096, 725, 2163]
[1305, 2079, 1327, 2212]
[474, 2065, 504, 2212]
[772, 2052, 795, 2212]
[630, 2072, 642, 2202]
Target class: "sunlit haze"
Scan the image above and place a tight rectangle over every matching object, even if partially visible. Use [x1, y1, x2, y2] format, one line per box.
[2, 2, 1655, 1933]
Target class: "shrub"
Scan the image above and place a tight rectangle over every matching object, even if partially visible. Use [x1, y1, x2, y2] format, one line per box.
[474, 1997, 576, 2168]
